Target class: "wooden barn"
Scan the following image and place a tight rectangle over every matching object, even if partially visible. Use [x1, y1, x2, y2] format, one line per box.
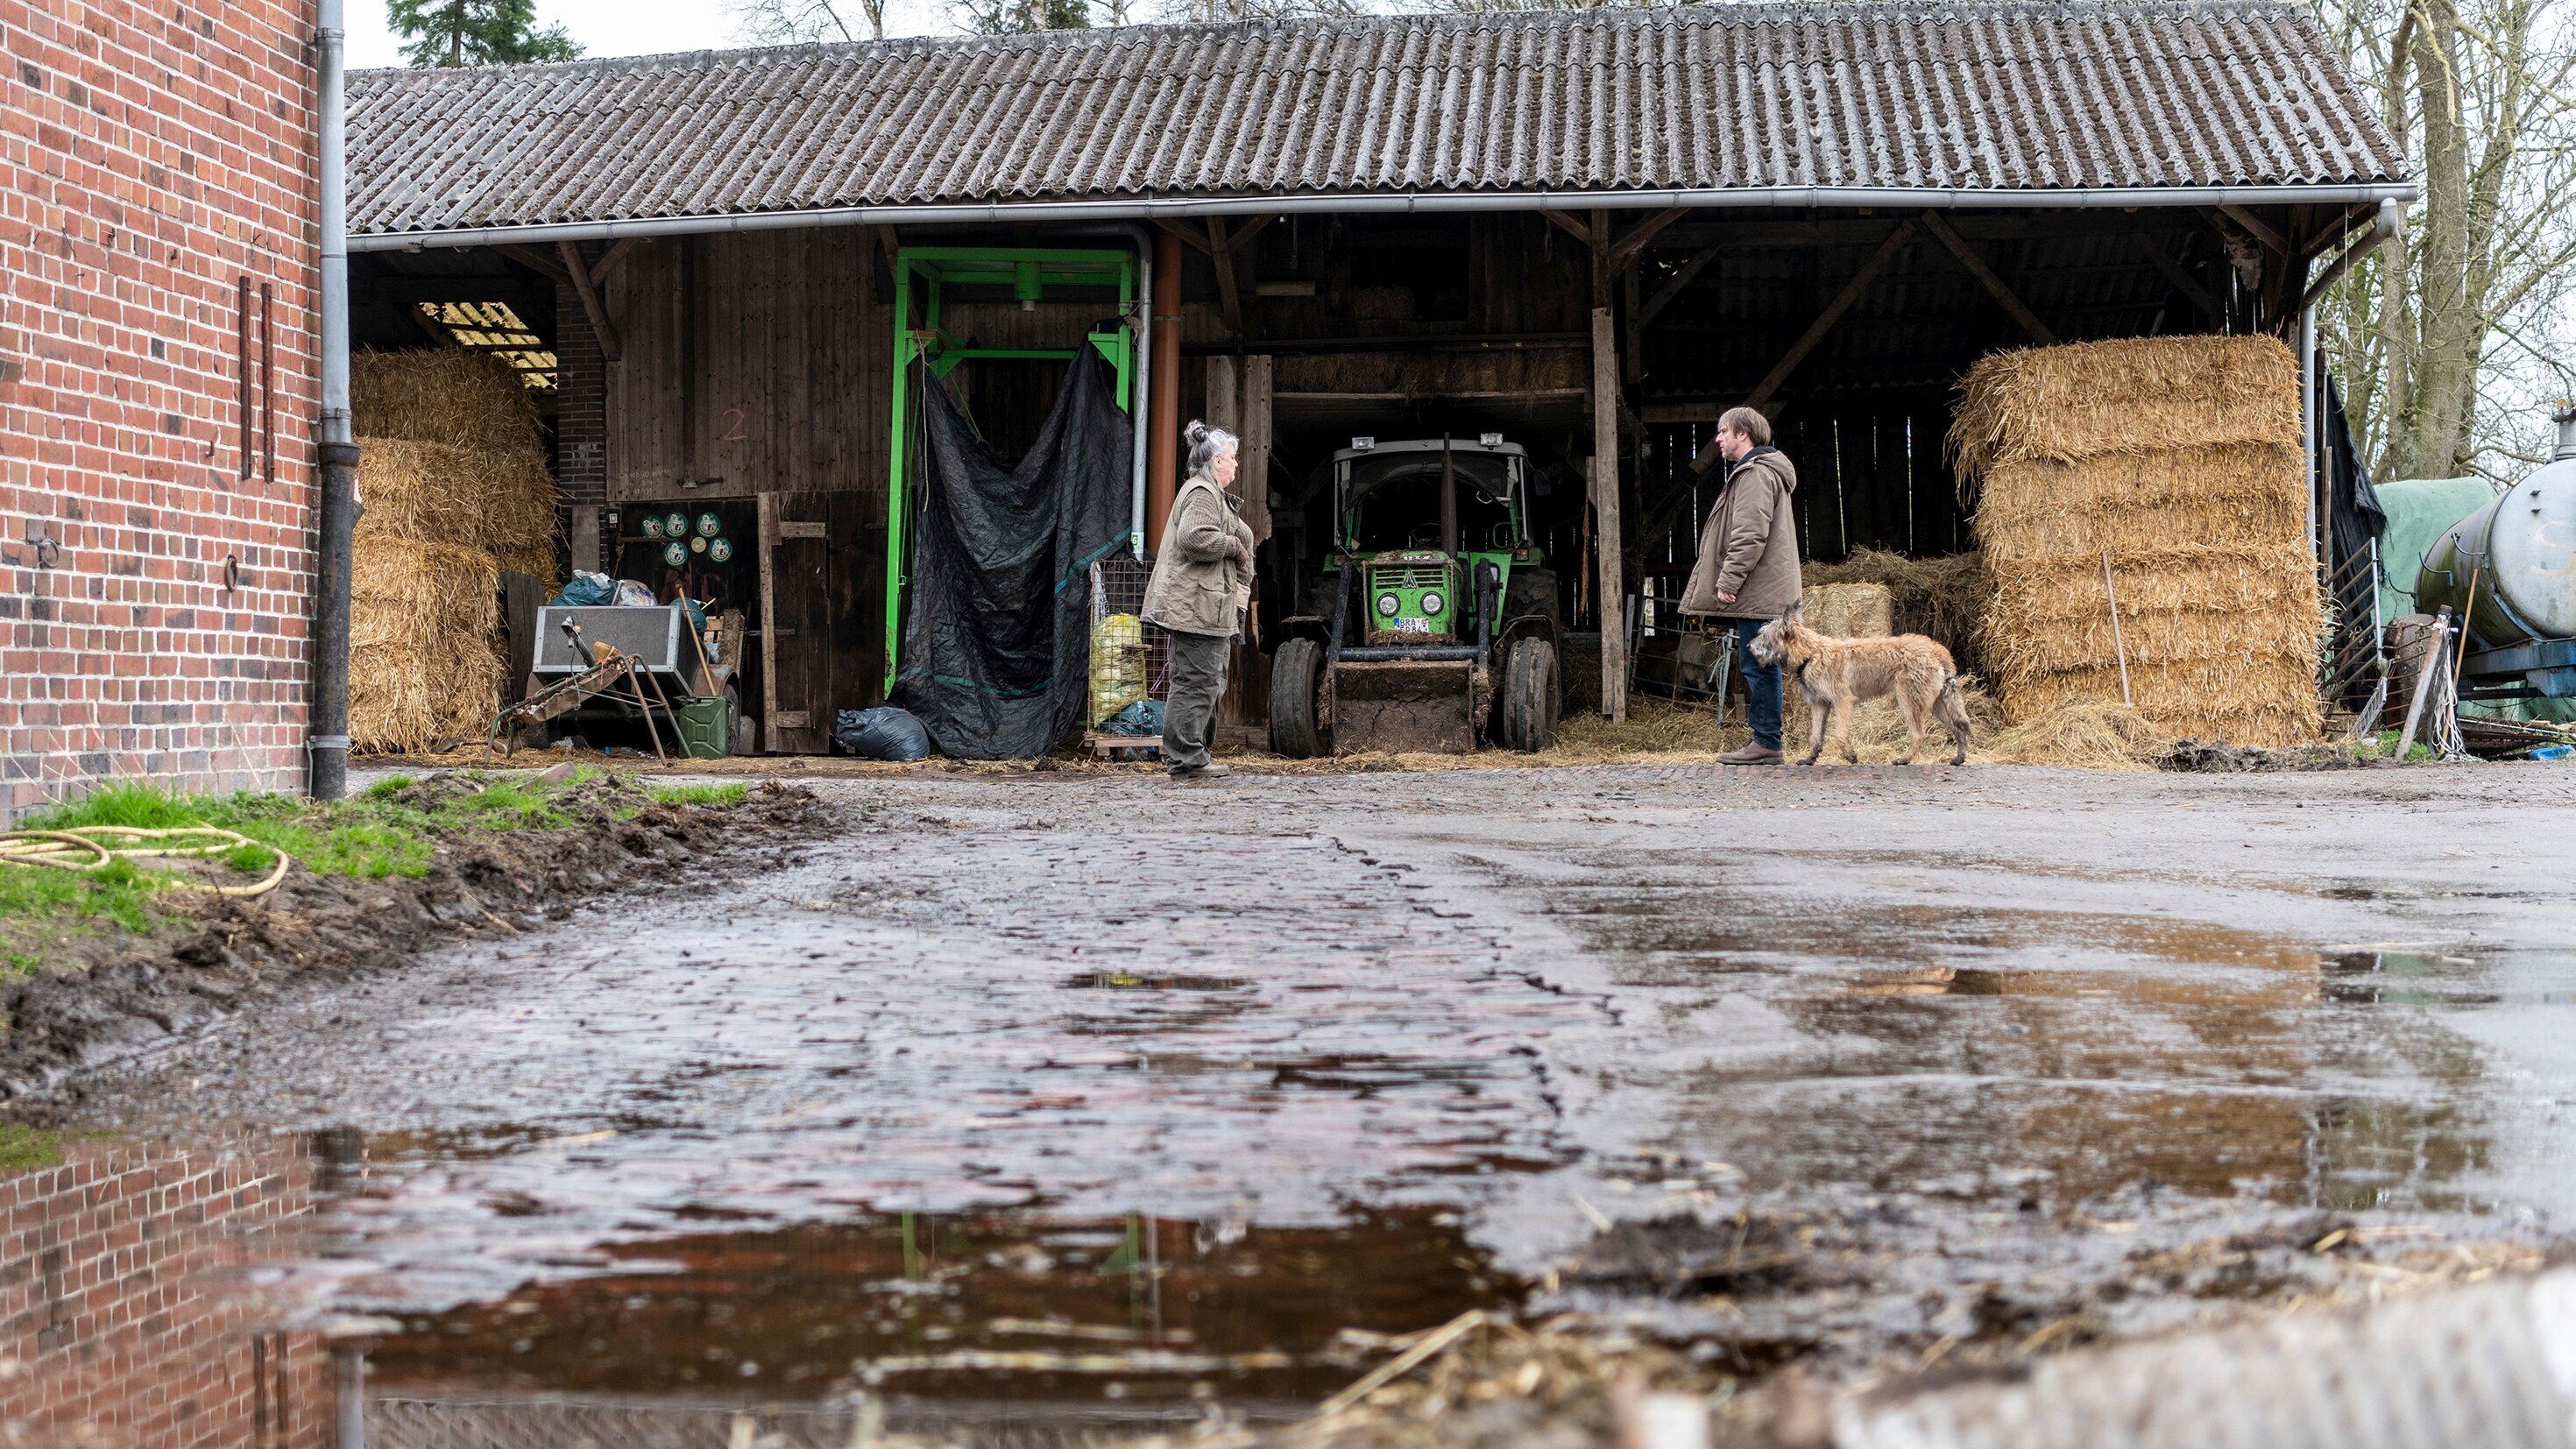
[340, 2, 2410, 753]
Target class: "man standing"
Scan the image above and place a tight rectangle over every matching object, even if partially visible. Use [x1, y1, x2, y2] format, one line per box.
[1681, 406, 1801, 765]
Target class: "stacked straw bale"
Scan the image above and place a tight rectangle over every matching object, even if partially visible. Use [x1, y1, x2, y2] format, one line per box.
[349, 350, 557, 752]
[1952, 336, 2322, 746]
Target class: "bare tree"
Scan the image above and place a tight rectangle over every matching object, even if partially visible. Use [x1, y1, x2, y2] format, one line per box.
[730, 0, 883, 44]
[2313, 0, 2576, 479]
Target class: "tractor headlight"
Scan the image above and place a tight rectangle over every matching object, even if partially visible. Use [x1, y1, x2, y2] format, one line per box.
[1376, 593, 1400, 617]
[1419, 591, 1445, 616]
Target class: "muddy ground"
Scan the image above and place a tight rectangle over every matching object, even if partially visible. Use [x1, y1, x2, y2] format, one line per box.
[0, 774, 831, 1101]
[10, 759, 2576, 1445]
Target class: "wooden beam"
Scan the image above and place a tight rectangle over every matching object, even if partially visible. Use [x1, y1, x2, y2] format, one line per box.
[587, 236, 638, 286]
[1921, 212, 2056, 346]
[493, 243, 570, 286]
[1154, 218, 1215, 256]
[2217, 204, 2289, 255]
[1688, 221, 1918, 477]
[1635, 243, 1725, 328]
[557, 239, 620, 363]
[1753, 224, 1913, 396]
[1606, 207, 1690, 269]
[1590, 307, 1627, 723]
[1223, 213, 1273, 254]
[1208, 218, 1242, 338]
[1539, 209, 1595, 249]
[2129, 233, 2222, 319]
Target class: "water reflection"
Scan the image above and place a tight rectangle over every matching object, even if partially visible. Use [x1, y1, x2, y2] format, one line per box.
[0, 1130, 1512, 1447]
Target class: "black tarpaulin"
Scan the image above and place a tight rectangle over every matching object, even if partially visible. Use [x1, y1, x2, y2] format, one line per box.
[893, 349, 1133, 760]
[2323, 366, 2387, 571]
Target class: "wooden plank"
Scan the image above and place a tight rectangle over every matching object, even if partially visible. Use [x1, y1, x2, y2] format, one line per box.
[1606, 206, 1689, 269]
[1877, 413, 1912, 555]
[493, 243, 570, 286]
[1154, 217, 1215, 256]
[1540, 209, 1595, 249]
[1636, 244, 1723, 329]
[2217, 203, 2289, 254]
[1590, 306, 1626, 722]
[500, 571, 544, 705]
[1224, 214, 1273, 254]
[1208, 218, 1242, 338]
[2130, 233, 2223, 320]
[1695, 221, 1916, 477]
[588, 237, 638, 286]
[565, 243, 624, 367]
[1920, 213, 2056, 347]
[1242, 354, 1274, 542]
[758, 491, 781, 752]
[1801, 417, 1844, 563]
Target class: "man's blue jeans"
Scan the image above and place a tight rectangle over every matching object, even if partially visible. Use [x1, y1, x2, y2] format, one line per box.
[1734, 617, 1782, 750]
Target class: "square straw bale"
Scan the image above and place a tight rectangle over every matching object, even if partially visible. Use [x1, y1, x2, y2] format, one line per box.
[353, 349, 544, 453]
[1950, 335, 2299, 476]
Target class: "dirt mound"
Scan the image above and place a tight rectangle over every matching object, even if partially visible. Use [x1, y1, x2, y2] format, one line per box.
[0, 781, 832, 1104]
[2160, 739, 2379, 773]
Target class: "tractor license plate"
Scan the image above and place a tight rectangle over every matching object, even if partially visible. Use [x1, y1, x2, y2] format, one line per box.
[1391, 617, 1431, 633]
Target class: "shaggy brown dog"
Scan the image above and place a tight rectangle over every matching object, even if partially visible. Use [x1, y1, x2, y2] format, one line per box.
[1748, 606, 1972, 766]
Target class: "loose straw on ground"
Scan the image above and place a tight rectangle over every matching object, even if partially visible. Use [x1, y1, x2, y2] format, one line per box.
[0, 826, 292, 896]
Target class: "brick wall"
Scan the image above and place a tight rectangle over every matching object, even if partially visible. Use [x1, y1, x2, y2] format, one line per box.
[0, 1139, 332, 1447]
[0, 0, 322, 818]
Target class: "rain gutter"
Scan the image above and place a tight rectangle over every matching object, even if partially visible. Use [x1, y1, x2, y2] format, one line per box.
[348, 182, 2424, 253]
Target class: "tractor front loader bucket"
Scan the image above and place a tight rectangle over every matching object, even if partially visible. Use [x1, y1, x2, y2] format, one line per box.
[1331, 661, 1483, 755]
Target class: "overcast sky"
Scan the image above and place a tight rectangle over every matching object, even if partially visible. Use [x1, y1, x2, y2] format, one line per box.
[342, 0, 963, 69]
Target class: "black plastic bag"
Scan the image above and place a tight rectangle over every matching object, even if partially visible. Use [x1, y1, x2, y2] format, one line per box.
[892, 349, 1134, 760]
[835, 706, 932, 762]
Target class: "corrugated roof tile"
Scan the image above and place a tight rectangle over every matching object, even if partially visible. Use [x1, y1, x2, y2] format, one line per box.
[347, 2, 2406, 238]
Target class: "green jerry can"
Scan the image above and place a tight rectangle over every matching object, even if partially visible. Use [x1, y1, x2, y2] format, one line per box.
[675, 696, 732, 759]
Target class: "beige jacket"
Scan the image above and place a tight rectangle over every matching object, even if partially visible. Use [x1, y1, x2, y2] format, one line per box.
[1141, 474, 1256, 639]
[1681, 449, 1802, 621]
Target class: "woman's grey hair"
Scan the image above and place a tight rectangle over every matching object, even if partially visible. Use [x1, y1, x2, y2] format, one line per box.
[1184, 420, 1240, 478]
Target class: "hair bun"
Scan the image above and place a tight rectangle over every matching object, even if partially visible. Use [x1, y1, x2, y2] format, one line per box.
[1184, 421, 1210, 447]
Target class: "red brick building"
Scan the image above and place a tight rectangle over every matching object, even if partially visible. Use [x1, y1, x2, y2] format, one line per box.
[2, 0, 322, 817]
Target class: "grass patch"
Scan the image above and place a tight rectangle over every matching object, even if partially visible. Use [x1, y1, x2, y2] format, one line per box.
[0, 1123, 63, 1170]
[0, 767, 679, 973]
[648, 782, 749, 808]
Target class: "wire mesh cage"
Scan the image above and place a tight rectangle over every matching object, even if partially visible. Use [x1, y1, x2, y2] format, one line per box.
[1086, 556, 1170, 756]
[1624, 593, 1733, 717]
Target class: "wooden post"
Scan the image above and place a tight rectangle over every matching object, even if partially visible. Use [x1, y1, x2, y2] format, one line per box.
[1147, 230, 1184, 551]
[1591, 307, 1627, 722]
[1242, 354, 1274, 541]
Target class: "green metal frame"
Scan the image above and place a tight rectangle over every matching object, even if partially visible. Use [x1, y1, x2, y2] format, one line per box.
[883, 246, 1138, 694]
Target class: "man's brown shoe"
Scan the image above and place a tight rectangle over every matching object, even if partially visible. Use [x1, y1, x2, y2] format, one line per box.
[1716, 742, 1782, 765]
[1170, 761, 1235, 781]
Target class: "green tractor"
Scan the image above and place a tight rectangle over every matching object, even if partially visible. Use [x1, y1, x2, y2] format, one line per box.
[1269, 435, 1562, 756]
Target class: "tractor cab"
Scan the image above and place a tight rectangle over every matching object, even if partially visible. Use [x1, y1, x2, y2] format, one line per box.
[1269, 434, 1563, 758]
[1334, 437, 1538, 643]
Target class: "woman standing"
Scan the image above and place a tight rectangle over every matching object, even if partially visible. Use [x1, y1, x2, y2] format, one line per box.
[1142, 421, 1257, 781]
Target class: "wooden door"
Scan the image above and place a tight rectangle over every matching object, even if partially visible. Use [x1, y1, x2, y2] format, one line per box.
[758, 491, 885, 753]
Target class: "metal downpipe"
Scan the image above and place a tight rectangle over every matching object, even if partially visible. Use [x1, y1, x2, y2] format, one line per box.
[309, 0, 357, 800]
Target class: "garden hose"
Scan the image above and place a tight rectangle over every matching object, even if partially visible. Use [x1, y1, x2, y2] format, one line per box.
[0, 826, 293, 898]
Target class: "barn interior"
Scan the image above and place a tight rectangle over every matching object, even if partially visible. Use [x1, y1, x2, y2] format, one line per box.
[344, 194, 2363, 750]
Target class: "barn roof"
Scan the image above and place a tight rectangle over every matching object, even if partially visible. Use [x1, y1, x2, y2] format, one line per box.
[346, 2, 2410, 247]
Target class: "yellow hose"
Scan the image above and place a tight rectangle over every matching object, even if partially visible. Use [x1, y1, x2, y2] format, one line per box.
[0, 825, 293, 898]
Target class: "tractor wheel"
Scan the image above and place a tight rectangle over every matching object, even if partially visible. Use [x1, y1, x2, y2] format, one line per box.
[1500, 636, 1560, 752]
[1270, 637, 1325, 758]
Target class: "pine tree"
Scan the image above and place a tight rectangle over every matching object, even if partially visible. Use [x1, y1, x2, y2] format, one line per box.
[389, 0, 584, 67]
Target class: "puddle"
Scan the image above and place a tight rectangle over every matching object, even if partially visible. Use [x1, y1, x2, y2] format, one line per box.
[367, 1207, 1516, 1406]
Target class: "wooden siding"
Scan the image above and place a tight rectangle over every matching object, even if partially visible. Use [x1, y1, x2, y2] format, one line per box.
[604, 228, 890, 505]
